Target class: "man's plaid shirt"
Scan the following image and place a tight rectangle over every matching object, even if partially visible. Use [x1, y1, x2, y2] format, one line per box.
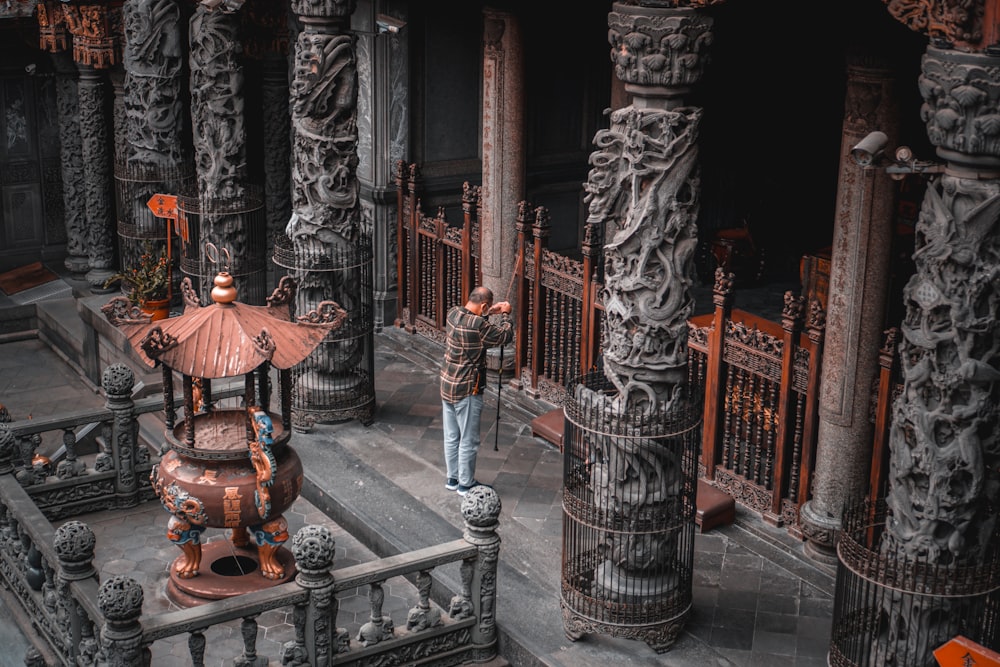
[440, 305, 514, 403]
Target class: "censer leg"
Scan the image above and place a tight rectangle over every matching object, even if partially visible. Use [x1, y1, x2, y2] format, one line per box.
[231, 526, 251, 548]
[166, 515, 204, 579]
[251, 516, 290, 580]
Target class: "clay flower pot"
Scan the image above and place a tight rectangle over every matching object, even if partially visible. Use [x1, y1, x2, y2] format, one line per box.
[140, 297, 170, 321]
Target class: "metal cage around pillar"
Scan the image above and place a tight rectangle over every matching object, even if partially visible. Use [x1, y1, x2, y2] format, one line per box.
[560, 370, 701, 653]
[177, 185, 269, 305]
[829, 500, 1000, 666]
[113, 158, 194, 303]
[273, 233, 376, 429]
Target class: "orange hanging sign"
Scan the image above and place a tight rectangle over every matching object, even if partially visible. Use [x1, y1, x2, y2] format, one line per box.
[147, 193, 188, 244]
[935, 636, 1000, 667]
[147, 193, 177, 219]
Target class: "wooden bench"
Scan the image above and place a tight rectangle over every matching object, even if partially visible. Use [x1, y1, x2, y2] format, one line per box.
[696, 479, 736, 533]
[530, 407, 565, 451]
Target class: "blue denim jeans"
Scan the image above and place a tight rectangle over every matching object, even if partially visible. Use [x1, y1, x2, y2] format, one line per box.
[442, 395, 484, 487]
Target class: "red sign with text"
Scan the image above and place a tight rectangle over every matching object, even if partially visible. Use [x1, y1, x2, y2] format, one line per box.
[935, 636, 1000, 667]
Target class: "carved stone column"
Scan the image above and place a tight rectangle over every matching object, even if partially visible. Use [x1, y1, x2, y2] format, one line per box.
[561, 1, 716, 653]
[244, 0, 292, 288]
[479, 9, 524, 304]
[109, 68, 126, 162]
[58, 2, 121, 292]
[51, 51, 88, 277]
[799, 54, 900, 564]
[190, 2, 246, 204]
[278, 0, 375, 429]
[355, 3, 407, 331]
[122, 0, 188, 169]
[77, 65, 116, 291]
[587, 2, 714, 414]
[286, 0, 360, 252]
[880, 44, 1000, 663]
[116, 0, 191, 298]
[187, 0, 266, 302]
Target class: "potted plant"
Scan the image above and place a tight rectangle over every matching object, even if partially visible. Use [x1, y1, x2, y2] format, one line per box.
[104, 241, 171, 320]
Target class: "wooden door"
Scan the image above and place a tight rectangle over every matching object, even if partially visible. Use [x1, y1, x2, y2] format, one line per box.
[0, 65, 64, 270]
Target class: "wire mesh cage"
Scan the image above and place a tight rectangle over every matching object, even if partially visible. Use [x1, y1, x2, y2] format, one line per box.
[177, 185, 269, 305]
[112, 159, 194, 304]
[560, 369, 702, 653]
[829, 499, 1000, 666]
[273, 233, 376, 429]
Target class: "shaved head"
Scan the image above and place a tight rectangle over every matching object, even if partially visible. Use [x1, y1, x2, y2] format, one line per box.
[469, 286, 493, 305]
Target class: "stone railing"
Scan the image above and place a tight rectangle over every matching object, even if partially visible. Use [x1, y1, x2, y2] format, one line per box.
[1, 364, 242, 521]
[0, 363, 502, 666]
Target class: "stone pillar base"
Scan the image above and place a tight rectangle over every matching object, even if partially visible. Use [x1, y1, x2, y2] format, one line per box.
[799, 500, 840, 566]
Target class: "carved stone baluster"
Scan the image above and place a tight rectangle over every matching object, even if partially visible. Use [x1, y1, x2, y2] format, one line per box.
[8, 516, 22, 557]
[188, 629, 206, 666]
[98, 575, 148, 665]
[15, 434, 40, 486]
[449, 557, 474, 621]
[77, 611, 98, 666]
[56, 521, 98, 665]
[282, 603, 307, 665]
[25, 541, 44, 591]
[42, 560, 57, 613]
[289, 525, 341, 664]
[0, 500, 12, 548]
[235, 615, 261, 666]
[57, 428, 83, 479]
[357, 581, 394, 646]
[96, 420, 114, 470]
[0, 423, 13, 475]
[103, 364, 138, 508]
[406, 569, 442, 631]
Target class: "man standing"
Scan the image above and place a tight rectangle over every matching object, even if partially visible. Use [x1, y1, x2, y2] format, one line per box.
[440, 286, 514, 495]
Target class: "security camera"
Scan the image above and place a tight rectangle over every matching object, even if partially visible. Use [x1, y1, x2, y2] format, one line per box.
[375, 13, 405, 34]
[851, 131, 888, 167]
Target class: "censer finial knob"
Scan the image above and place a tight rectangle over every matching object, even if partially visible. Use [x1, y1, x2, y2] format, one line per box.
[212, 272, 237, 304]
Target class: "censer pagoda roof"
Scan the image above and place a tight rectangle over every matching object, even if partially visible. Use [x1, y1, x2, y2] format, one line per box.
[102, 273, 347, 379]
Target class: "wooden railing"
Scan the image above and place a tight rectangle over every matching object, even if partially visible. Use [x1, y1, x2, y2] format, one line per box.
[687, 272, 825, 531]
[394, 161, 480, 345]
[0, 362, 502, 666]
[511, 200, 603, 406]
[393, 167, 900, 537]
